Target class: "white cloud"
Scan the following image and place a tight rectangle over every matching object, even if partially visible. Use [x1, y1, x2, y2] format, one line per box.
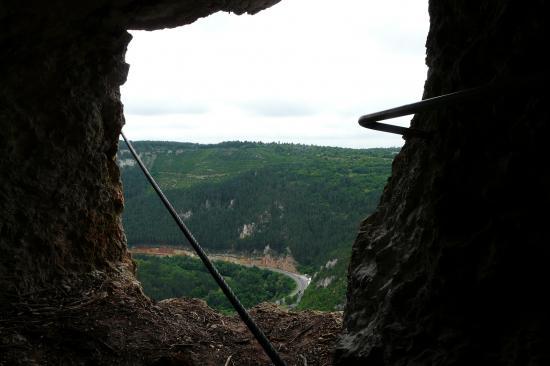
[121, 0, 429, 148]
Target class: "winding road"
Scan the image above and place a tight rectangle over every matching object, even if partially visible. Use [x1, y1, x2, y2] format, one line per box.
[261, 267, 311, 307]
[130, 246, 311, 306]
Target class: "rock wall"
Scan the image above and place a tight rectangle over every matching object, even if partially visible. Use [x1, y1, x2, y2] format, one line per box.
[337, 1, 549, 365]
[0, 25, 132, 294]
[0, 0, 279, 294]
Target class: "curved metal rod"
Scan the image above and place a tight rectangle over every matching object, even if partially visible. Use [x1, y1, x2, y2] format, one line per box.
[358, 73, 548, 137]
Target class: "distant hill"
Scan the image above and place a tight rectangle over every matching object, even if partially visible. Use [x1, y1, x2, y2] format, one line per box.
[118, 141, 397, 310]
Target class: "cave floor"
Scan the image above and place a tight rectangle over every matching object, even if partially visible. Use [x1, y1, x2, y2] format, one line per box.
[0, 270, 341, 366]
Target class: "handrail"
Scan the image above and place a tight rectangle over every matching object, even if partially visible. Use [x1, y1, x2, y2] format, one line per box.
[358, 73, 548, 137]
[120, 132, 287, 366]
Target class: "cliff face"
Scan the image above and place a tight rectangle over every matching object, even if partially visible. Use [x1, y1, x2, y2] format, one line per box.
[336, 1, 549, 365]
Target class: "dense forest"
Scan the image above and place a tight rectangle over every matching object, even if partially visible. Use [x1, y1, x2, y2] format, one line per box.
[119, 141, 396, 310]
[134, 254, 294, 313]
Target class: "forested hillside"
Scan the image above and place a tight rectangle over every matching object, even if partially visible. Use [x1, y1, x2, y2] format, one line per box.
[118, 141, 396, 310]
[134, 254, 294, 313]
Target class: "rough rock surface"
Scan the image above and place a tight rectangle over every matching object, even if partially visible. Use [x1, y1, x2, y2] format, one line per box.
[0, 270, 341, 365]
[336, 1, 550, 365]
[0, 21, 132, 295]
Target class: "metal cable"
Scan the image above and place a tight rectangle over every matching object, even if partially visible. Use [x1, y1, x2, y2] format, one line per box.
[120, 131, 287, 366]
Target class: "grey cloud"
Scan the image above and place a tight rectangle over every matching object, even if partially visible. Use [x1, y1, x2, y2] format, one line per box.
[123, 100, 209, 116]
[242, 99, 316, 117]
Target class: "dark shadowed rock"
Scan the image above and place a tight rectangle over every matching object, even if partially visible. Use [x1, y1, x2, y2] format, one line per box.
[336, 1, 550, 365]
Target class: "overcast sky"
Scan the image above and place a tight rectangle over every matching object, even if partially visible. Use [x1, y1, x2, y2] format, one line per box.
[121, 0, 429, 149]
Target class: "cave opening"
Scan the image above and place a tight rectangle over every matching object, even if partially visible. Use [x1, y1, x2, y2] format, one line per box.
[118, 0, 429, 313]
[3, 0, 547, 364]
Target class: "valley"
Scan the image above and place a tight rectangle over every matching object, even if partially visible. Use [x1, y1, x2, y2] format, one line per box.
[119, 141, 396, 310]
[130, 245, 311, 306]
[130, 245, 300, 273]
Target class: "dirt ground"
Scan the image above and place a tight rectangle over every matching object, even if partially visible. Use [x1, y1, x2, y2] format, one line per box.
[0, 269, 342, 365]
